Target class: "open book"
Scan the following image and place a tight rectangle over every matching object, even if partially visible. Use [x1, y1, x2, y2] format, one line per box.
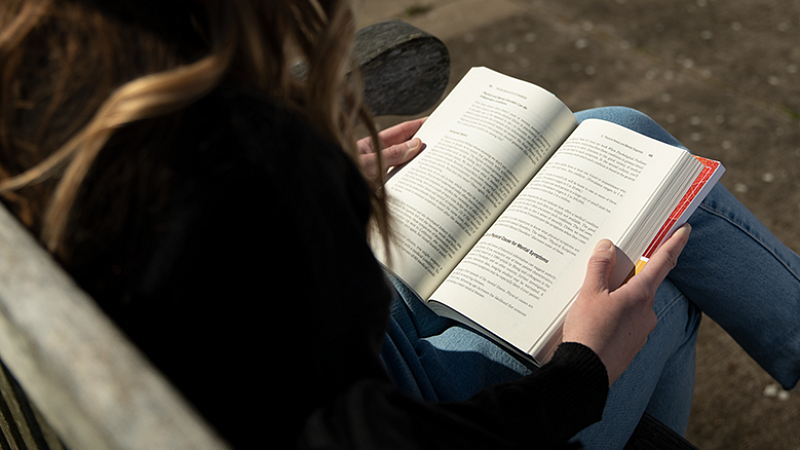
[372, 67, 724, 364]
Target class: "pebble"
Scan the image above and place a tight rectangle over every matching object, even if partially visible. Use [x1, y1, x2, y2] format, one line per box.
[764, 383, 792, 400]
[764, 383, 779, 396]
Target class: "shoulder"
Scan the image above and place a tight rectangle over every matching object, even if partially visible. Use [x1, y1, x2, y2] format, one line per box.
[180, 85, 371, 219]
[119, 85, 393, 447]
[131, 83, 389, 325]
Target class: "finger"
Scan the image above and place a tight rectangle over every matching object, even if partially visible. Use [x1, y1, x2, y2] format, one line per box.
[377, 117, 427, 148]
[360, 152, 381, 179]
[582, 239, 617, 295]
[357, 135, 376, 155]
[359, 138, 422, 179]
[631, 224, 691, 292]
[382, 138, 423, 168]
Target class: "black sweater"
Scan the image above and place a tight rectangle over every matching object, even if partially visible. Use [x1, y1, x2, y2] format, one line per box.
[67, 86, 608, 449]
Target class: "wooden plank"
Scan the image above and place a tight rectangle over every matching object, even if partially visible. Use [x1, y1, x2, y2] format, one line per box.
[0, 361, 39, 450]
[0, 205, 229, 450]
[354, 20, 450, 116]
[293, 20, 450, 117]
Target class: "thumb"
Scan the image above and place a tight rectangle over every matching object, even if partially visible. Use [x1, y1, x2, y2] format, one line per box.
[583, 239, 616, 294]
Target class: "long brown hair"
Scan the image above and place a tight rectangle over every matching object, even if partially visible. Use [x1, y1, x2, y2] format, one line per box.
[0, 0, 387, 260]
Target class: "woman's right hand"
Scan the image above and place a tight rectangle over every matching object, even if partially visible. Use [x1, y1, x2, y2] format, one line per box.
[562, 224, 692, 386]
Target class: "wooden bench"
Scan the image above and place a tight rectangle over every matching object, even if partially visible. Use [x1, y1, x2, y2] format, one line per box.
[0, 19, 696, 450]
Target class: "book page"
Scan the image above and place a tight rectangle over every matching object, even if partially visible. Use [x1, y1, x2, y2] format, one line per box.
[373, 67, 577, 299]
[429, 119, 701, 359]
[641, 156, 724, 260]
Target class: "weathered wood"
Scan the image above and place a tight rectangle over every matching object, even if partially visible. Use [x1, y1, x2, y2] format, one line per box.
[354, 20, 450, 116]
[0, 361, 62, 450]
[0, 204, 230, 450]
[292, 20, 451, 117]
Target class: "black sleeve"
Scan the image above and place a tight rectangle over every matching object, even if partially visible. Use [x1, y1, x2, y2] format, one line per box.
[299, 343, 608, 450]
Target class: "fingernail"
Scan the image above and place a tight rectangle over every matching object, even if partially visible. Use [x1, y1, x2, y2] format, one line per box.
[406, 138, 421, 153]
[595, 240, 614, 253]
[675, 223, 692, 238]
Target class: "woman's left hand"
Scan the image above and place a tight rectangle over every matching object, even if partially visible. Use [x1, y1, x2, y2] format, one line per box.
[358, 117, 427, 182]
[562, 224, 692, 386]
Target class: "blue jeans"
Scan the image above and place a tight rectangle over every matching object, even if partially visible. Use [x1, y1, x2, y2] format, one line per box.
[381, 107, 800, 450]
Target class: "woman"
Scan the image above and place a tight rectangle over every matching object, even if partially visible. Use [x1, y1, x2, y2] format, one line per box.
[0, 1, 797, 449]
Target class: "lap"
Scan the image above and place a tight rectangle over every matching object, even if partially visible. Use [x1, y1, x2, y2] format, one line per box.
[381, 273, 701, 449]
